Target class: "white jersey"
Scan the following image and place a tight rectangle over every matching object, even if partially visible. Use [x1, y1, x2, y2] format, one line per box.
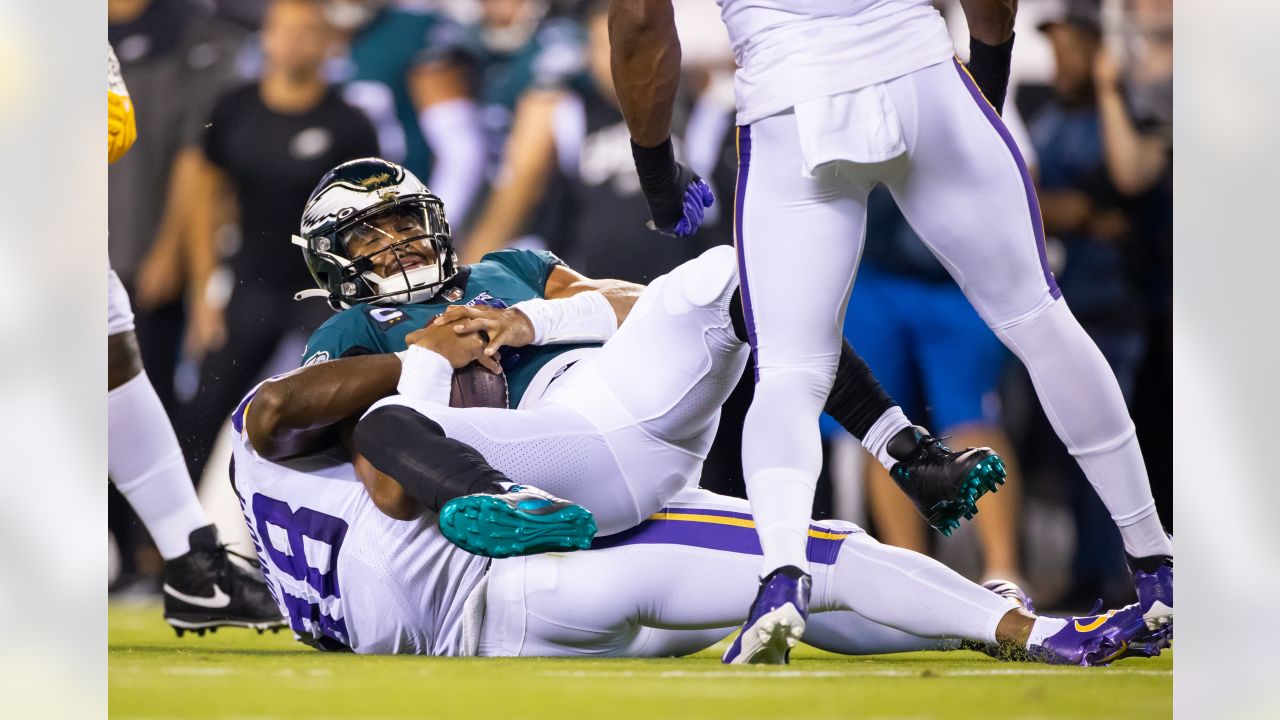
[715, 0, 955, 124]
[229, 389, 488, 655]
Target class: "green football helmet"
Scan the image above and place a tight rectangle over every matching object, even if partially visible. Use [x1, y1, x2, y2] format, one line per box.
[293, 157, 458, 310]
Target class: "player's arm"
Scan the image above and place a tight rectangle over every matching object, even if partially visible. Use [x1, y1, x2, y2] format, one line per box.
[459, 89, 562, 264]
[608, 0, 712, 237]
[958, 0, 1018, 114]
[246, 354, 403, 461]
[410, 59, 486, 225]
[542, 264, 643, 326]
[247, 324, 497, 461]
[431, 265, 643, 359]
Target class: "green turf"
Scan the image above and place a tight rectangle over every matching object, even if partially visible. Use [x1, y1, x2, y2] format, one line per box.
[109, 602, 1171, 719]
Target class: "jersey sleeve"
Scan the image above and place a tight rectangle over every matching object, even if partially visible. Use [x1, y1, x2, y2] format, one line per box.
[300, 310, 382, 366]
[481, 249, 565, 293]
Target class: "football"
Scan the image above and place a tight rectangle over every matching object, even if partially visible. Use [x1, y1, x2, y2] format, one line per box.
[449, 361, 509, 409]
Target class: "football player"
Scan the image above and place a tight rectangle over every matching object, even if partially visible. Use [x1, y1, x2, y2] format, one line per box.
[107, 44, 284, 635]
[229, 279, 1167, 666]
[282, 158, 1004, 560]
[607, 0, 1173, 662]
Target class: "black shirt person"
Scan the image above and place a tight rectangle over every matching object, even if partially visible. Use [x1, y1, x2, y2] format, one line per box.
[178, 0, 378, 481]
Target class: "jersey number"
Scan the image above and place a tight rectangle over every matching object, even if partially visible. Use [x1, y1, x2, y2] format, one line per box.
[252, 494, 350, 646]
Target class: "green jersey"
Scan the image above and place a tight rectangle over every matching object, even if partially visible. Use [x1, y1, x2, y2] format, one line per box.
[301, 249, 597, 407]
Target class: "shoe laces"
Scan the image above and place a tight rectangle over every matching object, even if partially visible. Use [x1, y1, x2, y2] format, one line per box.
[907, 434, 956, 469]
[205, 541, 263, 576]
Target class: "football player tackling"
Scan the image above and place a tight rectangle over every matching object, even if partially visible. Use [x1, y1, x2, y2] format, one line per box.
[226, 159, 1168, 664]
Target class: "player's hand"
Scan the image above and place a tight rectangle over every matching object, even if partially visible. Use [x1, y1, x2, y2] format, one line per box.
[644, 164, 714, 238]
[431, 304, 534, 358]
[108, 90, 137, 164]
[632, 139, 714, 238]
[406, 321, 503, 374]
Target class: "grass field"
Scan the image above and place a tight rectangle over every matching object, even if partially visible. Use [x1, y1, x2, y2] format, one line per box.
[109, 602, 1171, 719]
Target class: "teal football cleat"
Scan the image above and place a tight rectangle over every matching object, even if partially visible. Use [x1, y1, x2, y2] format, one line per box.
[887, 427, 1006, 536]
[439, 485, 597, 558]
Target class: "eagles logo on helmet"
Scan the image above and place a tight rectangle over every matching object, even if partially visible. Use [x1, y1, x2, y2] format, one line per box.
[293, 157, 459, 310]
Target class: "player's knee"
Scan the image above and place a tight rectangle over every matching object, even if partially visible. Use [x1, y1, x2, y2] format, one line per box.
[353, 453, 423, 521]
[663, 245, 739, 313]
[107, 331, 144, 391]
[755, 364, 837, 403]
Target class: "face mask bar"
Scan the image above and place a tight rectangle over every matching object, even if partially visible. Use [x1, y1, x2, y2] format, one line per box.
[296, 196, 457, 308]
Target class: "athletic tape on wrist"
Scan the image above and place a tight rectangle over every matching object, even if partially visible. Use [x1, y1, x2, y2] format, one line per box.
[396, 345, 453, 404]
[512, 291, 617, 345]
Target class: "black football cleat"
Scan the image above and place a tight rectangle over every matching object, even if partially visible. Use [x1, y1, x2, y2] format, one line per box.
[163, 525, 286, 635]
[887, 426, 1006, 536]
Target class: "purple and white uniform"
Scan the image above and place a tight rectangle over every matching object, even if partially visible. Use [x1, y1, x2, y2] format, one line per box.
[720, 0, 1172, 575]
[230, 395, 488, 654]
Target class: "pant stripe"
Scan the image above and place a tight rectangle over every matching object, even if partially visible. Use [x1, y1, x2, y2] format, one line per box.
[590, 506, 852, 565]
[732, 125, 760, 381]
[951, 58, 1061, 300]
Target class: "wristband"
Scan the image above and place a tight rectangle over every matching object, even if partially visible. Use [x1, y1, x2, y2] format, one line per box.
[967, 32, 1015, 115]
[512, 291, 618, 345]
[631, 137, 679, 194]
[395, 345, 453, 404]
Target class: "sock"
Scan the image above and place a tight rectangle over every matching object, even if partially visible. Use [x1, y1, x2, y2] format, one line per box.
[823, 340, 899, 440]
[108, 371, 207, 560]
[1025, 617, 1068, 649]
[862, 407, 911, 469]
[745, 468, 816, 575]
[1117, 506, 1174, 560]
[997, 301, 1173, 559]
[355, 404, 507, 512]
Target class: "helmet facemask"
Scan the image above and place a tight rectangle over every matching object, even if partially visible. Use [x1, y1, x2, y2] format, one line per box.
[339, 203, 452, 305]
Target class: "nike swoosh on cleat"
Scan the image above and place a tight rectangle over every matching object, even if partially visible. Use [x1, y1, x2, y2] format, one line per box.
[1073, 610, 1117, 633]
[163, 583, 232, 609]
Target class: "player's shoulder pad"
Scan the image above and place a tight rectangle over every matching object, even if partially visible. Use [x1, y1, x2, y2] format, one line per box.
[479, 248, 565, 290]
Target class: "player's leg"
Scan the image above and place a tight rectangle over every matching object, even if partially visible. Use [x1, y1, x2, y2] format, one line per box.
[731, 110, 873, 661]
[107, 266, 282, 632]
[480, 488, 1163, 664]
[568, 244, 750, 459]
[356, 396, 628, 540]
[913, 282, 1023, 581]
[882, 59, 1171, 626]
[844, 268, 931, 553]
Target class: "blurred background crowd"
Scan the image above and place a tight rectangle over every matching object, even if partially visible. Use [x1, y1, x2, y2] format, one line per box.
[107, 0, 1172, 612]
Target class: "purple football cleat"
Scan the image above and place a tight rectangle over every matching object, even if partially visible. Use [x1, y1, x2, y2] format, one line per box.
[1030, 603, 1167, 666]
[722, 566, 811, 665]
[1132, 557, 1173, 632]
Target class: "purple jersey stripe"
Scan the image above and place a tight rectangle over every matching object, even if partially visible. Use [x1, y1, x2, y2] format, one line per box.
[732, 125, 760, 381]
[230, 389, 257, 434]
[591, 515, 851, 566]
[951, 58, 1062, 300]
